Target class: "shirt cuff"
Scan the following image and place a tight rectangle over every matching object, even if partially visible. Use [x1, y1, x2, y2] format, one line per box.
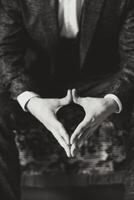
[17, 91, 40, 111]
[104, 94, 122, 113]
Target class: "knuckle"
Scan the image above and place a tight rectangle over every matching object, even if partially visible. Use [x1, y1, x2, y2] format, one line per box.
[56, 136, 63, 145]
[51, 130, 57, 136]
[59, 140, 64, 147]
[50, 127, 58, 136]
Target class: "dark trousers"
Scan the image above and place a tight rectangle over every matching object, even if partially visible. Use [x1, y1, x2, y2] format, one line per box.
[22, 185, 125, 200]
[0, 93, 20, 200]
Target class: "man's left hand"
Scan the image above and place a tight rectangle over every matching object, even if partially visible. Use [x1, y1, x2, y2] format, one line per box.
[70, 89, 118, 156]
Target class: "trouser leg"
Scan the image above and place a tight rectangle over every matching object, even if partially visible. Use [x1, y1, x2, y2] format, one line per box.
[0, 94, 21, 200]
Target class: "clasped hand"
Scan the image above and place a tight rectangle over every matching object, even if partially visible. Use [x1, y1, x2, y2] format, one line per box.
[27, 89, 118, 157]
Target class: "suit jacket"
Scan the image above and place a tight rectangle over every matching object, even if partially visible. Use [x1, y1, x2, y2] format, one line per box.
[0, 0, 134, 109]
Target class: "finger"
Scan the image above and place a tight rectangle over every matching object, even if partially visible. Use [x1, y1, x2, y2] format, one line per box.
[77, 124, 100, 148]
[50, 128, 71, 157]
[77, 128, 92, 148]
[58, 122, 70, 145]
[52, 119, 70, 145]
[71, 126, 97, 157]
[70, 143, 78, 157]
[70, 116, 96, 145]
[44, 112, 70, 145]
[70, 117, 90, 145]
[60, 89, 72, 106]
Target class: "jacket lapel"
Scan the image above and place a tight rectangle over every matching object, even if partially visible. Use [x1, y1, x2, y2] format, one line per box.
[41, 0, 59, 53]
[80, 0, 106, 68]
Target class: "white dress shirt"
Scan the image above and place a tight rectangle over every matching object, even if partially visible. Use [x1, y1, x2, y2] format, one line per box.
[17, 0, 122, 113]
[59, 0, 84, 38]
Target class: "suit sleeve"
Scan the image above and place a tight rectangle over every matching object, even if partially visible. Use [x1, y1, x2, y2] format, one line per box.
[0, 0, 33, 100]
[109, 1, 134, 110]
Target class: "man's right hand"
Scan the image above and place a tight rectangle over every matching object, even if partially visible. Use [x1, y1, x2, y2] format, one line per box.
[26, 90, 72, 157]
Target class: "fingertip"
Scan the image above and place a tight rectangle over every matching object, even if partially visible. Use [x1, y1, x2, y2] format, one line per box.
[66, 148, 71, 158]
[72, 89, 79, 103]
[72, 88, 75, 93]
[72, 88, 76, 97]
[68, 153, 71, 158]
[71, 143, 77, 157]
[66, 89, 70, 96]
[61, 142, 71, 157]
[67, 89, 71, 93]
[67, 89, 72, 97]
[65, 89, 72, 104]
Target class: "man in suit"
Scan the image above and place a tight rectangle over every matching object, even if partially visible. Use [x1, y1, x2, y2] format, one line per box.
[0, 0, 134, 199]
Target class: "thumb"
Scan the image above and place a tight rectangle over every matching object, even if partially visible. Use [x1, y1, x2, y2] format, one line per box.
[60, 89, 72, 106]
[72, 89, 79, 104]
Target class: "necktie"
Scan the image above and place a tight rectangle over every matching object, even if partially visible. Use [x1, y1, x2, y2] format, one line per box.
[59, 0, 83, 38]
